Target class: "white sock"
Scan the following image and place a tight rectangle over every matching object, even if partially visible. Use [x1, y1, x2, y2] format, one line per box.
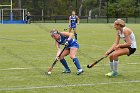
[109, 62, 113, 71]
[113, 60, 119, 72]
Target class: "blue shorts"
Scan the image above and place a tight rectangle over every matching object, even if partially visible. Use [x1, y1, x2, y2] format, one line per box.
[69, 24, 76, 29]
[66, 42, 79, 49]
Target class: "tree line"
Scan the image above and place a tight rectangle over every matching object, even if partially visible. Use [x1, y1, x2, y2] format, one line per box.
[0, 0, 140, 17]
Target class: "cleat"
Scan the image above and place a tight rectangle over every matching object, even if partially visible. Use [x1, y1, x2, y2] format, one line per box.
[105, 72, 112, 76]
[105, 71, 118, 77]
[77, 69, 84, 75]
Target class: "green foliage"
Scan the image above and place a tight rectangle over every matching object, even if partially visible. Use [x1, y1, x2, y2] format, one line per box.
[81, 0, 99, 16]
[0, 0, 140, 17]
[108, 0, 139, 17]
[83, 0, 98, 10]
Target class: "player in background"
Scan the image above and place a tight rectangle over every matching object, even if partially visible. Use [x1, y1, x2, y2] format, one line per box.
[25, 12, 31, 24]
[105, 19, 137, 77]
[68, 11, 80, 40]
[50, 29, 84, 75]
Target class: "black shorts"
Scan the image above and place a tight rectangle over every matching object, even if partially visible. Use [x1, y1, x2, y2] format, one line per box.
[127, 47, 136, 56]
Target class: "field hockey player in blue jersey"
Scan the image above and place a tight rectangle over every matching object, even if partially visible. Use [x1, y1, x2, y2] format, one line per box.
[50, 29, 84, 75]
[68, 11, 80, 40]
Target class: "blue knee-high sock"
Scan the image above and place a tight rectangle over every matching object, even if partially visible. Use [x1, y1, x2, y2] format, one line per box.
[60, 59, 70, 70]
[73, 58, 81, 70]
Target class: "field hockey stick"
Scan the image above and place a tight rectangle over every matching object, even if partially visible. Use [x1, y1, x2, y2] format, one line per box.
[64, 24, 79, 31]
[47, 46, 66, 73]
[87, 50, 114, 68]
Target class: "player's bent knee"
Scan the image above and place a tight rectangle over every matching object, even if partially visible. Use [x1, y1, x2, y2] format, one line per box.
[109, 54, 113, 60]
[112, 53, 119, 60]
[70, 55, 76, 59]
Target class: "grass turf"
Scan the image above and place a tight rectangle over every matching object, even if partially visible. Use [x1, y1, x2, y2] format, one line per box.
[0, 23, 139, 93]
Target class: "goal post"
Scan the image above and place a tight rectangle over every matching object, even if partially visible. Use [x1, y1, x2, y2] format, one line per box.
[0, 0, 27, 24]
[0, 9, 1, 23]
[0, 9, 4, 24]
[0, 9, 27, 24]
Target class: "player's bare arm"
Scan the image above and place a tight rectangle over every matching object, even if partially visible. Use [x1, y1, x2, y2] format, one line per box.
[105, 33, 120, 55]
[61, 32, 74, 41]
[76, 16, 80, 24]
[116, 28, 131, 49]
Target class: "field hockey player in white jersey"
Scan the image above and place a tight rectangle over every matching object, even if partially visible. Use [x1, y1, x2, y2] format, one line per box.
[105, 19, 137, 77]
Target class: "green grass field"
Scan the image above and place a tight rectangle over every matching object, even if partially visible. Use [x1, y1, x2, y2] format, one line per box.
[0, 23, 139, 93]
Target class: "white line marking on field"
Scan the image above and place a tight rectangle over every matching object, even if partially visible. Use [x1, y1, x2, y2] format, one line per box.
[127, 63, 140, 65]
[0, 80, 139, 91]
[0, 63, 139, 71]
[0, 67, 44, 71]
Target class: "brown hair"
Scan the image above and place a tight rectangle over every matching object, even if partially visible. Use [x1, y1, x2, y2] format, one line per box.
[115, 19, 125, 27]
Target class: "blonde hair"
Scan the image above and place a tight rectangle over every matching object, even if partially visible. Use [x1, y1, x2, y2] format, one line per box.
[50, 29, 59, 35]
[115, 19, 125, 27]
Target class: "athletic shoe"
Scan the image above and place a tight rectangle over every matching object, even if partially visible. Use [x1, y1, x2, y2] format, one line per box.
[105, 71, 118, 77]
[62, 69, 71, 73]
[77, 69, 84, 75]
[105, 72, 112, 76]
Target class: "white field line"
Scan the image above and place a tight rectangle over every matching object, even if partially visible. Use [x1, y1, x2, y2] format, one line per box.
[0, 80, 139, 91]
[0, 67, 47, 71]
[0, 63, 139, 71]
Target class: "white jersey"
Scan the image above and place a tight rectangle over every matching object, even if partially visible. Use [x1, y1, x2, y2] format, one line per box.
[118, 27, 137, 48]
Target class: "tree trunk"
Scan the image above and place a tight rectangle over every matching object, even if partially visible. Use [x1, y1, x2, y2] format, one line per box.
[78, 4, 82, 16]
[19, 0, 22, 16]
[19, 0, 21, 9]
[78, 0, 85, 16]
[98, 0, 101, 16]
[88, 9, 92, 19]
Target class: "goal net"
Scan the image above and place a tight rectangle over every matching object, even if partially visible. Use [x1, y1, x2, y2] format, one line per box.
[0, 9, 26, 24]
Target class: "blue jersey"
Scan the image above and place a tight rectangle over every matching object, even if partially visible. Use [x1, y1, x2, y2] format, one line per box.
[69, 15, 77, 29]
[56, 33, 79, 49]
